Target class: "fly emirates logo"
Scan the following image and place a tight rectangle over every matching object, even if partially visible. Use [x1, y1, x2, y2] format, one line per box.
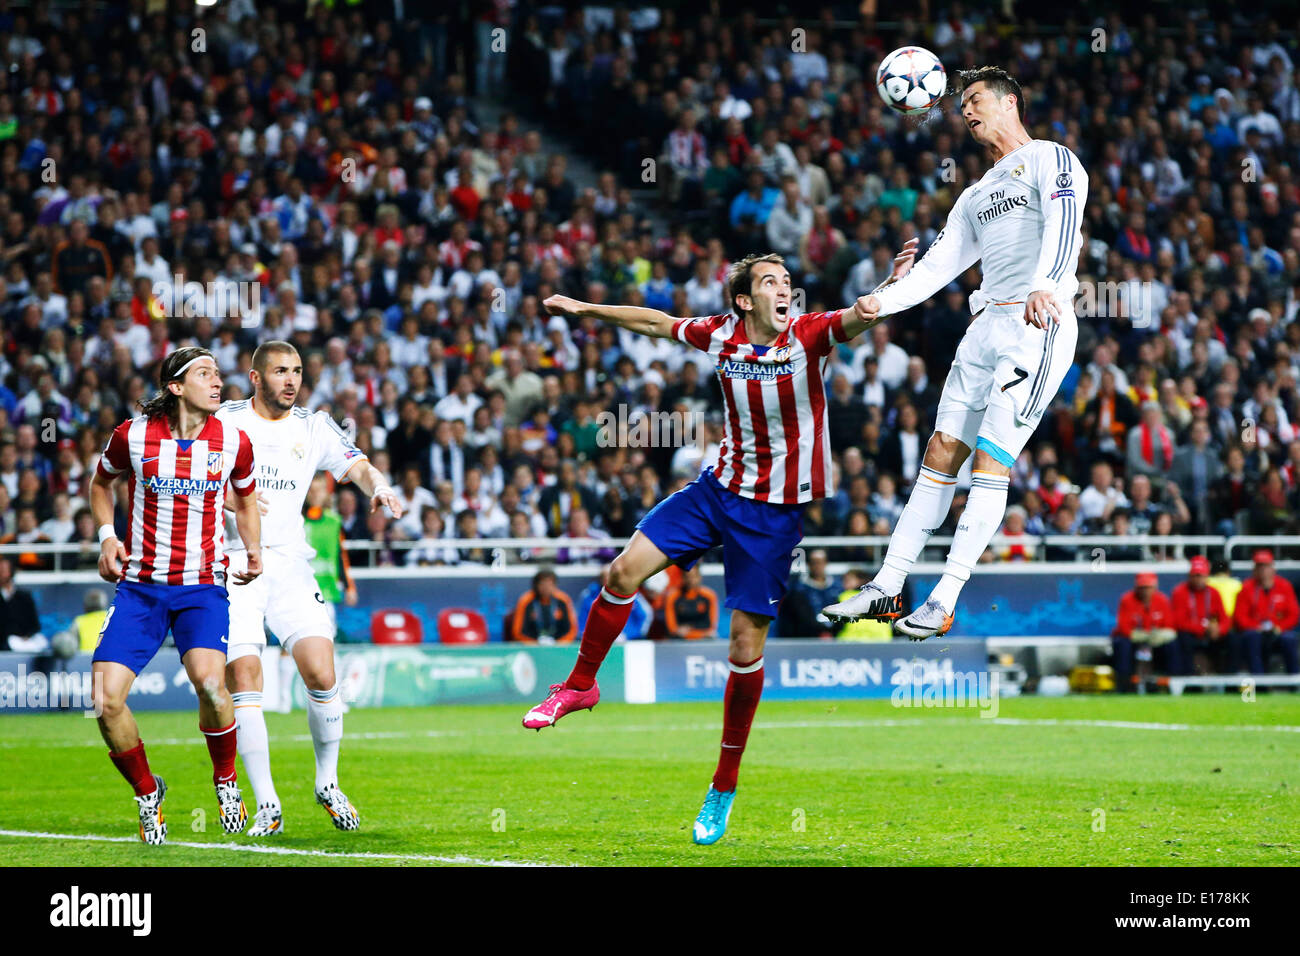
[977, 187, 1029, 225]
[258, 463, 298, 491]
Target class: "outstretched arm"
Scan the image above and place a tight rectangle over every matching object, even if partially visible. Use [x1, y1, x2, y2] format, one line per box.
[851, 196, 981, 327]
[543, 294, 678, 339]
[839, 238, 919, 340]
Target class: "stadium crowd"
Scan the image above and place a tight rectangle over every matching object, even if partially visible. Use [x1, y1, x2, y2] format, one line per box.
[0, 2, 1298, 667]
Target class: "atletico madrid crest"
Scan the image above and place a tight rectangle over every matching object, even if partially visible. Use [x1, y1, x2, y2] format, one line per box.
[207, 452, 224, 475]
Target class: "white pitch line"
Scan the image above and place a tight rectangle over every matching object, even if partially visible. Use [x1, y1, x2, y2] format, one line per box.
[0, 829, 556, 867]
[4, 715, 1299, 750]
[761, 717, 1300, 734]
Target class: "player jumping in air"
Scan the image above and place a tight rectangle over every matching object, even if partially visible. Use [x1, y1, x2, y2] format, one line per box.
[218, 342, 403, 837]
[825, 66, 1089, 638]
[522, 244, 915, 844]
[90, 347, 262, 844]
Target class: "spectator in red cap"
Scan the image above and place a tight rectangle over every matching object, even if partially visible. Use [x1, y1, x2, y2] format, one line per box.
[1170, 555, 1231, 674]
[1231, 551, 1300, 674]
[1113, 571, 1177, 691]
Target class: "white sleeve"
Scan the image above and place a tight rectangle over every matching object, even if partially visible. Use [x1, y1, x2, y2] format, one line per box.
[873, 189, 981, 316]
[1028, 144, 1088, 296]
[312, 411, 368, 481]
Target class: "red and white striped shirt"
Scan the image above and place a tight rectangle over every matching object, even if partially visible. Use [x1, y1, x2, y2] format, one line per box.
[671, 310, 850, 504]
[96, 415, 257, 586]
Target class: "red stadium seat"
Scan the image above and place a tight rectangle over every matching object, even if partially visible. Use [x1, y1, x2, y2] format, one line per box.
[371, 609, 424, 644]
[438, 608, 489, 644]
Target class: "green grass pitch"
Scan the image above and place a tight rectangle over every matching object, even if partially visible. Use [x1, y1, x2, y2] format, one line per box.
[2, 696, 1297, 866]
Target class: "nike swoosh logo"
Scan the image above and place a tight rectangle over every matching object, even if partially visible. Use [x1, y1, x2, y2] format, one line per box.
[768, 598, 780, 604]
[142, 456, 160, 464]
[220, 635, 228, 644]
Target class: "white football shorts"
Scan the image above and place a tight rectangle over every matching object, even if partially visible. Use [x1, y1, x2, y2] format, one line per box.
[225, 548, 336, 662]
[932, 301, 1078, 464]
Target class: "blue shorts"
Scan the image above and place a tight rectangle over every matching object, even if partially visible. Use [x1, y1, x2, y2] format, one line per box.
[92, 581, 231, 675]
[636, 469, 805, 617]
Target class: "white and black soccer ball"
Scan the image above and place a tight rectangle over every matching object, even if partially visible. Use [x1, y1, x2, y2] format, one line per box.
[875, 46, 947, 116]
[51, 630, 79, 660]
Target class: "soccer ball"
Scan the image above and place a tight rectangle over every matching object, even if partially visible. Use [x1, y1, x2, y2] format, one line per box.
[875, 46, 947, 115]
[51, 630, 79, 660]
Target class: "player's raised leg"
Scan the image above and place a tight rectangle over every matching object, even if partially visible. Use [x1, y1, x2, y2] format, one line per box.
[899, 308, 1078, 639]
[93, 659, 167, 845]
[522, 531, 671, 729]
[824, 431, 971, 623]
[894, 448, 1006, 639]
[825, 327, 990, 625]
[226, 649, 282, 836]
[293, 635, 358, 830]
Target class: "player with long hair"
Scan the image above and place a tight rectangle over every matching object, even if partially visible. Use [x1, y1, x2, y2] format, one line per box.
[90, 347, 262, 844]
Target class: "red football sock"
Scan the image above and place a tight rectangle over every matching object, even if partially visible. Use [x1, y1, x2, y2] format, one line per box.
[566, 587, 638, 690]
[109, 740, 157, 797]
[712, 657, 765, 793]
[201, 722, 239, 784]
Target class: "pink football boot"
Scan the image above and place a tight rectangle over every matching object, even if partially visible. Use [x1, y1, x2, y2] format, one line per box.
[522, 681, 600, 730]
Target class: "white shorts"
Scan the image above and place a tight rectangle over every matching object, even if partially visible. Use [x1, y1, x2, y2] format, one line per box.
[225, 549, 335, 662]
[933, 303, 1078, 464]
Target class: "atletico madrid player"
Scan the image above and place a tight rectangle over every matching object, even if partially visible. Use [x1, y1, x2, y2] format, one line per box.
[89, 347, 263, 844]
[523, 244, 915, 844]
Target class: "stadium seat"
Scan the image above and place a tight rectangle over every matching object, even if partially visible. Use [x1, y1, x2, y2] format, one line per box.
[371, 610, 424, 645]
[438, 608, 489, 644]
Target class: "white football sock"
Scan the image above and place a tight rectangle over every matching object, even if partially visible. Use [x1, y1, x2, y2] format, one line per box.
[259, 646, 281, 709]
[929, 470, 1010, 611]
[278, 652, 296, 711]
[873, 464, 959, 595]
[306, 684, 343, 792]
[232, 691, 279, 808]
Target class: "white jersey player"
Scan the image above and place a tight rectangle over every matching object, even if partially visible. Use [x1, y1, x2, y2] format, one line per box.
[826, 66, 1088, 638]
[218, 341, 403, 836]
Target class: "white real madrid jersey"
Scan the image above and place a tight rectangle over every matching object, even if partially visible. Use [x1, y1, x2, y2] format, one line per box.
[216, 399, 368, 557]
[874, 139, 1088, 317]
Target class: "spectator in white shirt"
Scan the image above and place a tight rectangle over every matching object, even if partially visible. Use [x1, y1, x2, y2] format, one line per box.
[394, 465, 437, 540]
[276, 280, 317, 332]
[853, 324, 909, 390]
[765, 177, 812, 269]
[38, 492, 75, 544]
[390, 315, 430, 370]
[1236, 93, 1284, 149]
[134, 235, 172, 286]
[683, 258, 724, 315]
[434, 373, 484, 427]
[1078, 460, 1129, 528]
